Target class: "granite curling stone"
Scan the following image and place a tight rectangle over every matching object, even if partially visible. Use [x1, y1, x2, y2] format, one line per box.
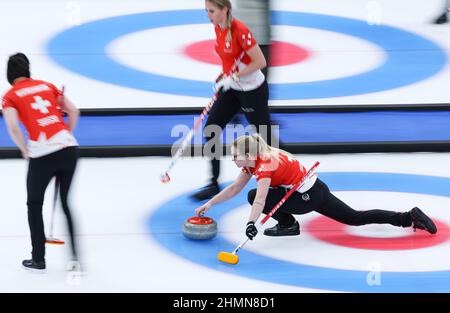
[182, 216, 218, 240]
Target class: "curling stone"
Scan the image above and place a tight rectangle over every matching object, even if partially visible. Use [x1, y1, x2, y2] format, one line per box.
[182, 216, 218, 240]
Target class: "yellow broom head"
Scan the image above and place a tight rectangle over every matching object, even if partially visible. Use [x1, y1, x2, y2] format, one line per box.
[217, 251, 239, 265]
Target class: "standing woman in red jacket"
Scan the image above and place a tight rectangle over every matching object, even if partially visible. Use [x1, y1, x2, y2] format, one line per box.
[2, 53, 80, 272]
[192, 0, 273, 201]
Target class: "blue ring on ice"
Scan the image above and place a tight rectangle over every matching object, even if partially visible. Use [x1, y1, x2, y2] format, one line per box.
[149, 172, 450, 292]
[47, 10, 446, 100]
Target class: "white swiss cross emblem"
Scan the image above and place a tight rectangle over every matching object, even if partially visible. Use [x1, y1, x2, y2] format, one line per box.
[31, 96, 51, 114]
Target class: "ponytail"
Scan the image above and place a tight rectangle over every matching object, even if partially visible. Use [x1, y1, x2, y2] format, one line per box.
[226, 9, 232, 43]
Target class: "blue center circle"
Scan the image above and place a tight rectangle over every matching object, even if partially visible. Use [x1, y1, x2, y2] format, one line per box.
[47, 10, 446, 100]
[149, 172, 450, 292]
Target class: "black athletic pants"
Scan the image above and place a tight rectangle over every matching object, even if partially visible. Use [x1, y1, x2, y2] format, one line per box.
[248, 178, 412, 228]
[27, 146, 78, 262]
[204, 80, 271, 184]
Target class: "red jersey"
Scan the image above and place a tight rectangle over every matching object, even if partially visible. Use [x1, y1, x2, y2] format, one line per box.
[242, 152, 307, 187]
[2, 78, 78, 158]
[214, 19, 265, 90]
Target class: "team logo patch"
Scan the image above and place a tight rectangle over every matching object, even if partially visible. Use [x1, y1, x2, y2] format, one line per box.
[1, 97, 11, 108]
[302, 193, 310, 202]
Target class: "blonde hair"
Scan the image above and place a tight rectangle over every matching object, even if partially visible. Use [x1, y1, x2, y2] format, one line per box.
[232, 133, 295, 161]
[206, 0, 233, 42]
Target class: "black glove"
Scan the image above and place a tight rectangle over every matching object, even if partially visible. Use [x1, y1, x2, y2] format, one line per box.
[246, 221, 258, 240]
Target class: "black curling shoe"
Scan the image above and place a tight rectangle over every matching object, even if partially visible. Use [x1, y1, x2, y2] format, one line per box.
[434, 12, 448, 24]
[22, 259, 46, 273]
[264, 221, 300, 237]
[410, 207, 437, 234]
[191, 182, 220, 201]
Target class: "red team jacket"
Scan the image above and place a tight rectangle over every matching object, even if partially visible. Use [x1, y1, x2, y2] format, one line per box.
[242, 152, 307, 187]
[2, 78, 78, 158]
[214, 18, 265, 90]
[242, 152, 317, 192]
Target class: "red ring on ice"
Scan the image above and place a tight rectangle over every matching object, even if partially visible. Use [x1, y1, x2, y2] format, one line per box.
[182, 40, 310, 66]
[305, 215, 449, 250]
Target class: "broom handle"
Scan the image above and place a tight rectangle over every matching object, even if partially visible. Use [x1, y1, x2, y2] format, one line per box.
[161, 51, 245, 180]
[49, 177, 59, 237]
[259, 161, 320, 226]
[49, 85, 64, 237]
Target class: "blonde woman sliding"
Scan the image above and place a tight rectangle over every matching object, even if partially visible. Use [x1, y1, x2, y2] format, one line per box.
[195, 134, 437, 240]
